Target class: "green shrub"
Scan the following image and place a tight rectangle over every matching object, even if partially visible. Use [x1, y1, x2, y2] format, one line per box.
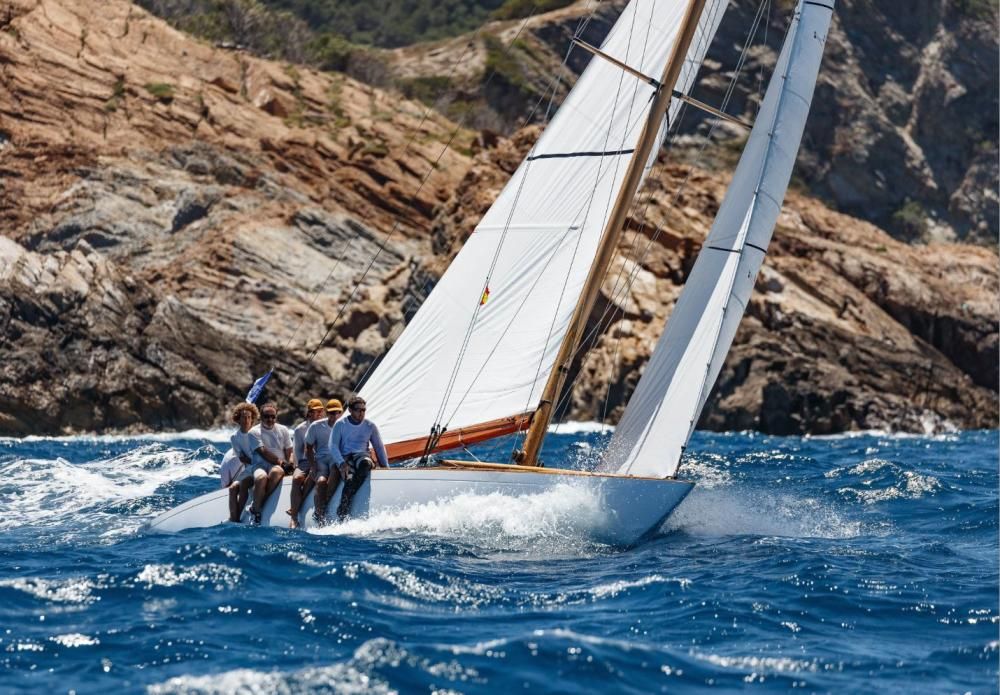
[891, 199, 928, 240]
[144, 82, 175, 103]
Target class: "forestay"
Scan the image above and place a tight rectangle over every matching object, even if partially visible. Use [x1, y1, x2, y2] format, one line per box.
[361, 0, 728, 447]
[605, 0, 835, 478]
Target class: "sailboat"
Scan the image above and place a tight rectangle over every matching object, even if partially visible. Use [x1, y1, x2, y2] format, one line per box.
[149, 0, 834, 545]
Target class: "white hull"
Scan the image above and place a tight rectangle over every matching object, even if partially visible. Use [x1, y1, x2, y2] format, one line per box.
[148, 467, 693, 546]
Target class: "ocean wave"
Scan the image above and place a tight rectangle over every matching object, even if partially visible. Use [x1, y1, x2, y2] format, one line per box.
[147, 637, 480, 694]
[825, 458, 942, 504]
[1, 428, 233, 445]
[0, 445, 216, 536]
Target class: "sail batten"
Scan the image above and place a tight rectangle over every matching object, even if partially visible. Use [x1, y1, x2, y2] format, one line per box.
[606, 0, 835, 479]
[360, 0, 729, 450]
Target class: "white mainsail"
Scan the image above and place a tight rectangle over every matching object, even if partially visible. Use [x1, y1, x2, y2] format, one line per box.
[361, 0, 728, 446]
[606, 0, 835, 478]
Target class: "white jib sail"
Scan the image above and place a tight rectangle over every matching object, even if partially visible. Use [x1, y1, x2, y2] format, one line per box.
[361, 0, 728, 446]
[606, 0, 835, 478]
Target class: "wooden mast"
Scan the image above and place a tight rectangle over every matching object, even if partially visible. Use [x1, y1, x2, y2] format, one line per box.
[517, 0, 709, 466]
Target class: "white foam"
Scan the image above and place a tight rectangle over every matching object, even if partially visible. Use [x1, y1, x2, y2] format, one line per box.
[662, 487, 867, 540]
[825, 458, 942, 504]
[147, 637, 478, 694]
[49, 633, 100, 648]
[0, 576, 104, 604]
[310, 483, 610, 553]
[587, 574, 690, 599]
[345, 561, 504, 608]
[134, 563, 243, 590]
[0, 445, 216, 537]
[690, 650, 822, 673]
[3, 428, 232, 444]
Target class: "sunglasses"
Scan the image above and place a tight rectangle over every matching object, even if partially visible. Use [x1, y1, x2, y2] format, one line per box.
[262, 413, 277, 419]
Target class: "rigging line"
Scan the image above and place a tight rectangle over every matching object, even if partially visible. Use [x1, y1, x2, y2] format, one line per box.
[554, 0, 770, 424]
[283, 6, 545, 401]
[279, 231, 358, 356]
[279, 22, 487, 368]
[511, 0, 644, 458]
[426, 0, 609, 437]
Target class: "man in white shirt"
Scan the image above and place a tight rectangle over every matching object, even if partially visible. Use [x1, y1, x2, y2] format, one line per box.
[230, 402, 285, 525]
[304, 398, 343, 524]
[254, 401, 293, 473]
[329, 396, 389, 520]
[288, 398, 325, 528]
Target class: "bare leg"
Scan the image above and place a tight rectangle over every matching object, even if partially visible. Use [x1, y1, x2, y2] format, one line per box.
[289, 471, 307, 528]
[251, 472, 268, 516]
[265, 466, 283, 497]
[228, 483, 242, 522]
[237, 478, 252, 517]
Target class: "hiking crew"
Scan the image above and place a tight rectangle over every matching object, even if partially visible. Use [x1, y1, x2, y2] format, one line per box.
[329, 396, 389, 520]
[288, 398, 325, 528]
[304, 399, 343, 523]
[230, 402, 285, 525]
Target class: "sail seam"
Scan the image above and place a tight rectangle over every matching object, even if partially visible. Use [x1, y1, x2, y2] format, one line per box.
[803, 1, 834, 9]
[526, 148, 636, 161]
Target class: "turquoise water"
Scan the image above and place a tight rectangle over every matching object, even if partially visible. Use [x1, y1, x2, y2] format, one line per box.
[1, 428, 996, 693]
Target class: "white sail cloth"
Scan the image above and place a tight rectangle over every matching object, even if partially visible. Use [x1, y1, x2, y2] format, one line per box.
[606, 0, 835, 478]
[361, 0, 728, 445]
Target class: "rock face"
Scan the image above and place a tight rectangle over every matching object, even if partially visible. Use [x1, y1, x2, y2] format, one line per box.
[0, 0, 471, 432]
[389, 0, 998, 244]
[0, 0, 996, 436]
[434, 138, 998, 434]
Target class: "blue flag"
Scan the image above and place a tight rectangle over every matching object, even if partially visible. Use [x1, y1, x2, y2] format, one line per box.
[245, 369, 273, 404]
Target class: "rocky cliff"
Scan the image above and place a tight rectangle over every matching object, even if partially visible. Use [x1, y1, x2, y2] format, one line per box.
[0, 0, 996, 436]
[389, 0, 999, 244]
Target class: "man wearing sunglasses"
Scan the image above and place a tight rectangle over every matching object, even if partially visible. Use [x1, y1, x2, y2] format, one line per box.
[329, 396, 389, 520]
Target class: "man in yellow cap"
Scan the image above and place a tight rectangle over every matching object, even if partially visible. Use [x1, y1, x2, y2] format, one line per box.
[287, 398, 325, 528]
[304, 398, 344, 524]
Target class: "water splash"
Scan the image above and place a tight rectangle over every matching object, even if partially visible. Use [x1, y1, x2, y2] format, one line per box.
[309, 483, 611, 553]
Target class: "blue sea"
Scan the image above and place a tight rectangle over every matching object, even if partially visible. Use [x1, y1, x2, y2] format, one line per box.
[0, 427, 996, 693]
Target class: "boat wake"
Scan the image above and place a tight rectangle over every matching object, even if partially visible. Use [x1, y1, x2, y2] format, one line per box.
[0, 444, 216, 543]
[310, 482, 613, 554]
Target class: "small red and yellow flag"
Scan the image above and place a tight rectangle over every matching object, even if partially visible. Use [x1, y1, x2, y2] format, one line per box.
[480, 285, 491, 306]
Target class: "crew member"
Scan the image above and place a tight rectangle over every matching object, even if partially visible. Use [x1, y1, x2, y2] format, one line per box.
[329, 396, 388, 520]
[288, 398, 325, 528]
[230, 402, 285, 525]
[304, 399, 343, 524]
